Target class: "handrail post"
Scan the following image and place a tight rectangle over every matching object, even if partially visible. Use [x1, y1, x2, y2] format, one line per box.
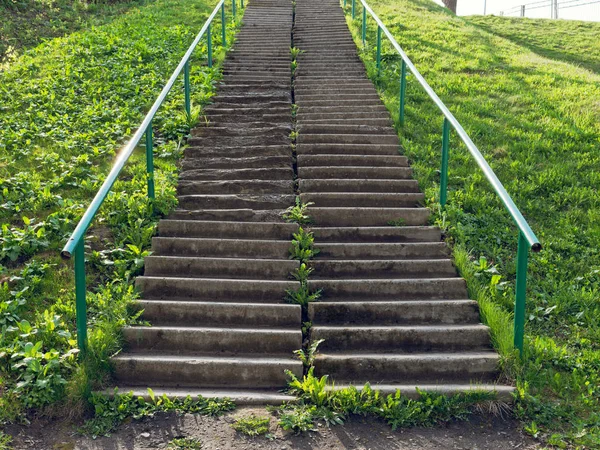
[362, 6, 367, 45]
[207, 24, 213, 68]
[241, 0, 244, 8]
[399, 60, 406, 126]
[233, 0, 236, 19]
[145, 121, 155, 201]
[74, 239, 87, 355]
[514, 232, 528, 355]
[440, 118, 450, 207]
[221, 2, 226, 47]
[376, 26, 382, 74]
[184, 61, 191, 118]
[344, 0, 347, 7]
[352, 0, 355, 19]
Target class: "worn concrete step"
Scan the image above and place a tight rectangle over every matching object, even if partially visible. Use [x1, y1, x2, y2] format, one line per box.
[298, 105, 389, 114]
[308, 207, 430, 227]
[300, 192, 424, 207]
[187, 134, 289, 147]
[313, 352, 500, 383]
[184, 145, 290, 158]
[316, 242, 449, 259]
[123, 326, 302, 355]
[112, 353, 302, 388]
[325, 384, 514, 402]
[135, 300, 301, 327]
[311, 325, 490, 352]
[310, 278, 467, 300]
[308, 300, 480, 325]
[104, 387, 296, 405]
[299, 166, 411, 180]
[136, 276, 296, 302]
[297, 154, 408, 168]
[298, 118, 391, 126]
[181, 156, 291, 170]
[180, 167, 293, 181]
[152, 237, 291, 258]
[296, 143, 399, 155]
[177, 180, 294, 196]
[310, 259, 456, 279]
[144, 256, 299, 279]
[299, 179, 419, 193]
[192, 125, 290, 136]
[297, 124, 396, 136]
[298, 133, 398, 145]
[177, 194, 294, 210]
[157, 220, 297, 239]
[168, 208, 284, 223]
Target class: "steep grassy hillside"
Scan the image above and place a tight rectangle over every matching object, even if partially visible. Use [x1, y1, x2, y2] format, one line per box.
[345, 0, 600, 446]
[468, 15, 600, 74]
[0, 0, 241, 424]
[0, 0, 144, 64]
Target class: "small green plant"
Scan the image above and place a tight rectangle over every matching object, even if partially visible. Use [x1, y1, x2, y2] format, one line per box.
[80, 389, 235, 438]
[289, 228, 319, 262]
[290, 47, 304, 59]
[168, 437, 203, 449]
[0, 432, 12, 450]
[285, 283, 322, 307]
[294, 339, 324, 368]
[387, 218, 406, 227]
[282, 198, 314, 225]
[231, 414, 271, 437]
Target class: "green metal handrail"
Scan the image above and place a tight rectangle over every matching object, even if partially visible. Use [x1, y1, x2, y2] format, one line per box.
[61, 0, 239, 354]
[347, 0, 541, 354]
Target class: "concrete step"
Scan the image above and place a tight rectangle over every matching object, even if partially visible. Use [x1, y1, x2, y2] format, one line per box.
[310, 259, 456, 278]
[181, 156, 291, 170]
[309, 278, 468, 300]
[183, 145, 290, 158]
[316, 242, 449, 259]
[313, 352, 500, 384]
[297, 134, 398, 145]
[296, 143, 399, 155]
[177, 194, 294, 210]
[168, 208, 284, 223]
[136, 276, 296, 302]
[298, 166, 412, 180]
[135, 300, 301, 327]
[297, 154, 408, 167]
[177, 180, 294, 195]
[310, 226, 441, 243]
[157, 220, 297, 239]
[308, 300, 481, 325]
[144, 256, 299, 279]
[113, 353, 302, 388]
[103, 387, 296, 405]
[308, 207, 430, 227]
[311, 325, 491, 352]
[297, 124, 396, 136]
[123, 326, 302, 355]
[152, 237, 291, 258]
[300, 192, 424, 207]
[299, 179, 420, 193]
[179, 167, 293, 181]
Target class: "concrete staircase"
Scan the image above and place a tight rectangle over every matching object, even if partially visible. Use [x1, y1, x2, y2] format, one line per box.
[294, 0, 513, 398]
[109, 0, 302, 404]
[108, 0, 512, 403]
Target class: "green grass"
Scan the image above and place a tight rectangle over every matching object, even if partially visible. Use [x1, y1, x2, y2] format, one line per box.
[0, 0, 146, 65]
[467, 15, 600, 74]
[0, 0, 242, 424]
[344, 0, 600, 446]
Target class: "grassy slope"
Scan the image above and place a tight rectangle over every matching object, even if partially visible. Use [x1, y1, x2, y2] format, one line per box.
[0, 0, 239, 422]
[468, 15, 600, 74]
[0, 0, 145, 65]
[345, 0, 600, 446]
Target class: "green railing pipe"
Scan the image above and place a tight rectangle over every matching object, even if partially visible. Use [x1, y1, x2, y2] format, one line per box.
[362, 6, 367, 44]
[352, 0, 355, 19]
[376, 26, 382, 74]
[350, 0, 541, 355]
[221, 3, 227, 46]
[208, 24, 213, 68]
[184, 62, 191, 118]
[61, 0, 230, 353]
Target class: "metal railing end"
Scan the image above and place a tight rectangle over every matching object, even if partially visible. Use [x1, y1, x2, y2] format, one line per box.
[61, 249, 73, 260]
[531, 242, 542, 253]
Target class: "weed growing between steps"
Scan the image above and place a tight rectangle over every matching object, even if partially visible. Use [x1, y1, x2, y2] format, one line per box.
[80, 389, 235, 438]
[168, 437, 203, 449]
[343, 0, 600, 446]
[231, 414, 271, 437]
[0, 0, 243, 425]
[273, 368, 501, 433]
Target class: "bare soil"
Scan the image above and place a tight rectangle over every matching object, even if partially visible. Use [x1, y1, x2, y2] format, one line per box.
[5, 407, 541, 450]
